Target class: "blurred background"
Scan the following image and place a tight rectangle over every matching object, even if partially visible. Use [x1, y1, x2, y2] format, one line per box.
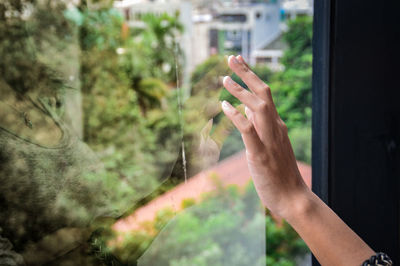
[0, 0, 313, 265]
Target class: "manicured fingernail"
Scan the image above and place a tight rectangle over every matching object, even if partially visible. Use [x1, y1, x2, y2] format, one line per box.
[223, 76, 234, 85]
[230, 55, 239, 64]
[221, 100, 233, 113]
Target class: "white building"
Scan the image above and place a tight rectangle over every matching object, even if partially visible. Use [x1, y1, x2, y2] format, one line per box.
[251, 0, 313, 70]
[190, 1, 285, 70]
[114, 0, 313, 76]
[281, 0, 313, 19]
[207, 2, 281, 66]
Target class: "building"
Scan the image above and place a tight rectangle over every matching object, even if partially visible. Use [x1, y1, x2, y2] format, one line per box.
[250, 0, 313, 70]
[281, 0, 313, 20]
[193, 0, 313, 70]
[252, 33, 286, 71]
[114, 0, 313, 75]
[207, 2, 282, 65]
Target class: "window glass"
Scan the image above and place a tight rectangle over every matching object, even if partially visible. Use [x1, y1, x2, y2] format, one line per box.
[0, 0, 312, 265]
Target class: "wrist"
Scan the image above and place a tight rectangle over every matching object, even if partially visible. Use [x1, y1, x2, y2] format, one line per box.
[278, 185, 316, 224]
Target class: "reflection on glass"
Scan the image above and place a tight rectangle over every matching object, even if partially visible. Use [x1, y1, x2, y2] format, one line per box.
[0, 0, 312, 265]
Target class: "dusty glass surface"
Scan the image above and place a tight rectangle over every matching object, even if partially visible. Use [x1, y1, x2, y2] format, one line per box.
[0, 0, 312, 265]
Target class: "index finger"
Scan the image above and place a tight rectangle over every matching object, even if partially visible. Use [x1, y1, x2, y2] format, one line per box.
[221, 100, 265, 155]
[227, 55, 272, 103]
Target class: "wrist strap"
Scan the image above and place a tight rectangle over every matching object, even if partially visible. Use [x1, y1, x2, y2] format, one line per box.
[362, 252, 392, 266]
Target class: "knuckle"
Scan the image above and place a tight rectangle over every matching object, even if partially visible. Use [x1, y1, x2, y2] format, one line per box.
[231, 108, 240, 116]
[233, 83, 245, 94]
[281, 123, 288, 134]
[278, 120, 288, 133]
[241, 123, 254, 134]
[241, 64, 250, 73]
[232, 82, 241, 90]
[256, 101, 269, 112]
[237, 86, 246, 95]
[246, 150, 269, 163]
[261, 84, 271, 93]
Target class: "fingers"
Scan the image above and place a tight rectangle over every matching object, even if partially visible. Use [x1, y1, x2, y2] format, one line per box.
[227, 55, 272, 103]
[245, 106, 254, 124]
[236, 55, 250, 69]
[221, 100, 264, 154]
[222, 76, 263, 111]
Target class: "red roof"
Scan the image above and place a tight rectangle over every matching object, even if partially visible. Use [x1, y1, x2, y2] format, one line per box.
[113, 150, 311, 232]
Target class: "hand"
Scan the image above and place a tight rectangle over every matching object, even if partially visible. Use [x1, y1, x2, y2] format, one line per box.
[194, 119, 221, 171]
[222, 55, 377, 266]
[192, 113, 235, 173]
[221, 55, 308, 218]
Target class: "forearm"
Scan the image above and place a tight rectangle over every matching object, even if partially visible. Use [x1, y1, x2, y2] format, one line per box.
[220, 55, 377, 265]
[283, 189, 375, 266]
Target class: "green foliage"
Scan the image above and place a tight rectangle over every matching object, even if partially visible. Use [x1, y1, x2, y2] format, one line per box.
[181, 198, 196, 209]
[67, 4, 185, 210]
[112, 181, 308, 265]
[272, 16, 313, 130]
[120, 12, 183, 86]
[0, 0, 73, 96]
[219, 128, 245, 160]
[266, 214, 309, 266]
[1, 1, 312, 264]
[63, 5, 189, 262]
[182, 55, 234, 175]
[288, 126, 312, 164]
[264, 16, 313, 164]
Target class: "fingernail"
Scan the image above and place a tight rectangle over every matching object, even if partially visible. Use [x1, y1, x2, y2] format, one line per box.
[221, 100, 233, 113]
[223, 76, 234, 85]
[230, 55, 239, 64]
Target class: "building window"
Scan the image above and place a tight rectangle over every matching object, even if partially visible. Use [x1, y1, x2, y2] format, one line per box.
[218, 14, 247, 23]
[124, 9, 130, 20]
[256, 57, 273, 64]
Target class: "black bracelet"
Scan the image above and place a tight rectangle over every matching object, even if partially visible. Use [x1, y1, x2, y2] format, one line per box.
[362, 252, 393, 266]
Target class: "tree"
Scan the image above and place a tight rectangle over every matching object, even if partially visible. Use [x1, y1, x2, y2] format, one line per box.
[111, 180, 308, 265]
[63, 5, 188, 216]
[272, 16, 313, 130]
[271, 16, 313, 163]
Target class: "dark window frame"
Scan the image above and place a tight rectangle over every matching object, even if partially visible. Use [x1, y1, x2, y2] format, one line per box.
[312, 0, 400, 265]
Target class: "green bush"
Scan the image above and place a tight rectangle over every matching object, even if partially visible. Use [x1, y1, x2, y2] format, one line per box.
[112, 181, 308, 265]
[288, 126, 312, 164]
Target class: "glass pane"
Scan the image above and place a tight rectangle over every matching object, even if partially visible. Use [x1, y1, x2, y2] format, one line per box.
[0, 0, 313, 265]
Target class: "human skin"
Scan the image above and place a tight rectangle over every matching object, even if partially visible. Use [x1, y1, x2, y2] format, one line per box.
[221, 55, 375, 266]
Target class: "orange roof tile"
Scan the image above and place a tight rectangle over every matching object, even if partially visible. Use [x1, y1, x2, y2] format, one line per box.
[113, 150, 311, 232]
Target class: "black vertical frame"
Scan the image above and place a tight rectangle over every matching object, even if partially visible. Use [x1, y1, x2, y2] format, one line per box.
[312, 0, 400, 265]
[311, 0, 333, 263]
[312, 0, 332, 205]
